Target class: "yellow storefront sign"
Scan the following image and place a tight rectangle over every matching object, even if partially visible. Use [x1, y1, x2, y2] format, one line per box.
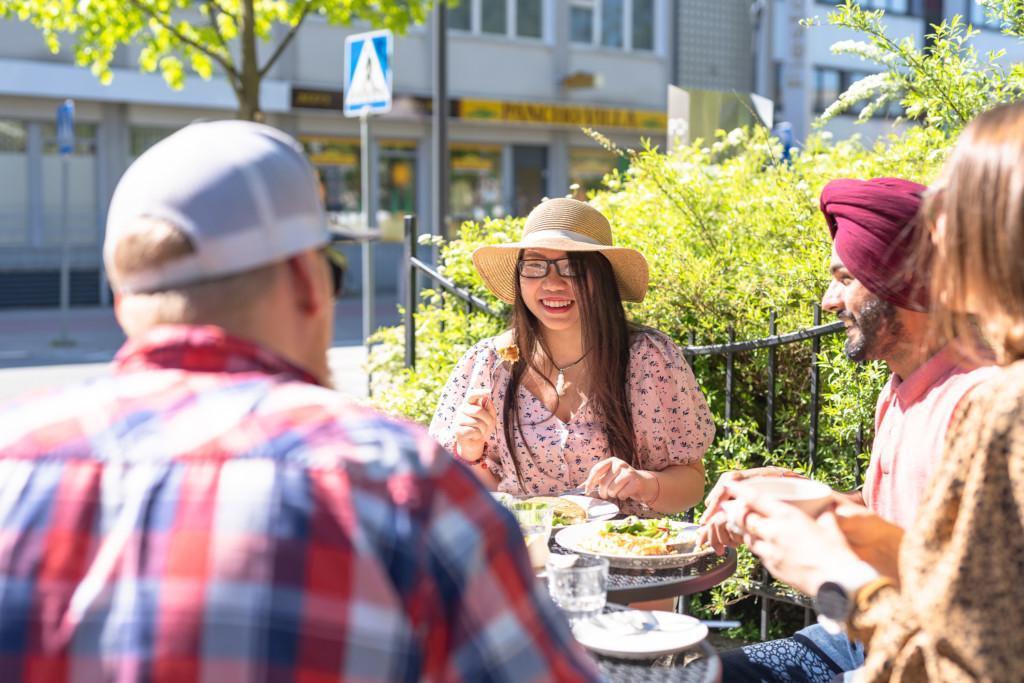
[458, 99, 666, 132]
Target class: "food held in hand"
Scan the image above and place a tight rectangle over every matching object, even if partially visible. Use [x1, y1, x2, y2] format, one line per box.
[581, 516, 697, 556]
[526, 496, 587, 526]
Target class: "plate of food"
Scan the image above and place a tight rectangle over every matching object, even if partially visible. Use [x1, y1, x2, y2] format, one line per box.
[573, 610, 708, 659]
[554, 516, 710, 569]
[521, 495, 619, 528]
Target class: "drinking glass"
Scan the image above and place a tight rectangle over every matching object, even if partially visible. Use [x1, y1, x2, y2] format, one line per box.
[546, 554, 609, 627]
[511, 501, 554, 569]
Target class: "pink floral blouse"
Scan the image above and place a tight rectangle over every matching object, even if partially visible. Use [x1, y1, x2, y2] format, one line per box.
[429, 329, 715, 516]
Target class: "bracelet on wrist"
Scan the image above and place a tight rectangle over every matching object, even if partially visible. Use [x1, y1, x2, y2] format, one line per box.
[453, 442, 490, 469]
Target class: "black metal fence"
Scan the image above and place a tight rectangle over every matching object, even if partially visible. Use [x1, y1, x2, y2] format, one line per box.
[402, 214, 855, 638]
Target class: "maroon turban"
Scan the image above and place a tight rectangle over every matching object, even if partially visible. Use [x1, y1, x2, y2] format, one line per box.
[820, 177, 929, 312]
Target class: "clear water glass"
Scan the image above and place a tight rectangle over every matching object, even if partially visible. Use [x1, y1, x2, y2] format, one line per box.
[511, 501, 554, 569]
[546, 554, 609, 627]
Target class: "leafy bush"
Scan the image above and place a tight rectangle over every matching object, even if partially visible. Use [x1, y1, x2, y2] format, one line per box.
[368, 0, 1022, 636]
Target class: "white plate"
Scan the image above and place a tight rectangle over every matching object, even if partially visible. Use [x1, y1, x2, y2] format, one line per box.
[573, 610, 708, 659]
[555, 520, 710, 569]
[559, 494, 618, 526]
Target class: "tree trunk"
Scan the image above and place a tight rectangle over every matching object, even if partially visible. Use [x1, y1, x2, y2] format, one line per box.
[237, 0, 262, 121]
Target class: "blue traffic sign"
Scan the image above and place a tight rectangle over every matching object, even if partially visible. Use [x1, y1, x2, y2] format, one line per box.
[344, 30, 393, 117]
[56, 99, 75, 155]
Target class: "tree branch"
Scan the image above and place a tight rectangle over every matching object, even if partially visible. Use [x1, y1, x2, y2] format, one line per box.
[258, 1, 313, 79]
[128, 0, 239, 81]
[202, 0, 233, 59]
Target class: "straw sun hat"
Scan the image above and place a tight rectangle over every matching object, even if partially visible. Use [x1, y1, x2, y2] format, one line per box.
[472, 197, 649, 304]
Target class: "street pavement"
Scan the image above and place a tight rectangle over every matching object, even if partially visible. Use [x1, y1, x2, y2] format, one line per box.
[0, 293, 401, 404]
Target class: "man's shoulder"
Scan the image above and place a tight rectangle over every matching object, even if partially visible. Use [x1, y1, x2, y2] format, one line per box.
[0, 369, 445, 476]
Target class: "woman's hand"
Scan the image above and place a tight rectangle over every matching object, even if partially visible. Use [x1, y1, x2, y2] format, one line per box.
[698, 467, 805, 554]
[454, 389, 497, 461]
[583, 457, 657, 503]
[727, 485, 864, 595]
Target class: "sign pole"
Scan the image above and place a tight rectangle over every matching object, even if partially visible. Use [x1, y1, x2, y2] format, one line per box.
[360, 110, 374, 355]
[54, 99, 76, 347]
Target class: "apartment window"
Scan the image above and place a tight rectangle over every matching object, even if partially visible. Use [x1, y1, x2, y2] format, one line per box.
[817, 0, 911, 15]
[969, 1, 1000, 27]
[772, 61, 785, 117]
[814, 67, 842, 114]
[517, 0, 542, 37]
[449, 0, 544, 39]
[0, 120, 28, 246]
[450, 1, 471, 30]
[815, 67, 903, 117]
[481, 0, 507, 34]
[571, 0, 655, 51]
[632, 0, 654, 50]
[570, 1, 594, 43]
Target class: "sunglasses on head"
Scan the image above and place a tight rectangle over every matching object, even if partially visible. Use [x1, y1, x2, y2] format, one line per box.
[321, 245, 347, 298]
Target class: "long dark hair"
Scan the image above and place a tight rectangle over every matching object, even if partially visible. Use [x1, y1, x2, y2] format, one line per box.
[502, 250, 640, 492]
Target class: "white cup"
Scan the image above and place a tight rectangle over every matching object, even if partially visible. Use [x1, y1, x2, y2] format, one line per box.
[729, 477, 834, 518]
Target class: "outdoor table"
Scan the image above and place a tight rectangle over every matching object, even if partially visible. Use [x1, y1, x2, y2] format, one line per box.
[549, 543, 738, 604]
[595, 639, 721, 683]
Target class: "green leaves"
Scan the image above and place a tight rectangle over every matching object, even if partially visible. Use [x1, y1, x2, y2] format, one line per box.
[820, 0, 1024, 132]
[6, 0, 437, 118]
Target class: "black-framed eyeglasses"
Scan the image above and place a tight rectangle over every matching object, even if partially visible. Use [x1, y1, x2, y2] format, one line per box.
[321, 245, 347, 299]
[517, 257, 579, 279]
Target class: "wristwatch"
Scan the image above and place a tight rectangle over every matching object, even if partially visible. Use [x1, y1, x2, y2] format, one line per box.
[813, 560, 880, 635]
[814, 581, 854, 633]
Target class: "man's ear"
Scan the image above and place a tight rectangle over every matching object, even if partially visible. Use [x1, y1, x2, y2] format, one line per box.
[286, 250, 329, 316]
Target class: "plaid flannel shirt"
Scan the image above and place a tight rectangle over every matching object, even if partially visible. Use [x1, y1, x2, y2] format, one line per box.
[0, 325, 599, 682]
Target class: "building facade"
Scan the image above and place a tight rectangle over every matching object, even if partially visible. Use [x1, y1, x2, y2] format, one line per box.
[2, 0, 759, 306]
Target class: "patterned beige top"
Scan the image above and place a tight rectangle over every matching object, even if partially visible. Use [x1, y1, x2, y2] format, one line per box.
[850, 360, 1024, 682]
[429, 329, 715, 517]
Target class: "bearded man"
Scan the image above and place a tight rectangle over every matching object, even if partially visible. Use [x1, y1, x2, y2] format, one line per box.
[699, 178, 996, 683]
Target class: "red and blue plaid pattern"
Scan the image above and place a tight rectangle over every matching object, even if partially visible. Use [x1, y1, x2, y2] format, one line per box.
[0, 325, 599, 682]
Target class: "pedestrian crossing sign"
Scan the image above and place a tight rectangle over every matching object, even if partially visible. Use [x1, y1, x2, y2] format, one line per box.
[344, 29, 393, 117]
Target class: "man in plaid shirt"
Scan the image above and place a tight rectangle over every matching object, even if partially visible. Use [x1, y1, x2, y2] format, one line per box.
[0, 121, 599, 682]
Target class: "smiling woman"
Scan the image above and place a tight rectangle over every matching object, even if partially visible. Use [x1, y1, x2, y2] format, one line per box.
[428, 198, 716, 517]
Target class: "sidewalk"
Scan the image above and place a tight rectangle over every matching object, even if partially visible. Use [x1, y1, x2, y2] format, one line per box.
[0, 293, 402, 403]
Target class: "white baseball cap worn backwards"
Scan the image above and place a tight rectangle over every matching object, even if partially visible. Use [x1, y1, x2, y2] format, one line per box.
[104, 120, 336, 294]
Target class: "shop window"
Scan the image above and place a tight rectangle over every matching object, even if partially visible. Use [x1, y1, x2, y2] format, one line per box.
[571, 0, 655, 51]
[569, 147, 623, 200]
[449, 144, 504, 237]
[302, 136, 362, 233]
[449, 0, 544, 40]
[378, 140, 417, 242]
[0, 120, 28, 246]
[40, 123, 98, 247]
[130, 126, 177, 158]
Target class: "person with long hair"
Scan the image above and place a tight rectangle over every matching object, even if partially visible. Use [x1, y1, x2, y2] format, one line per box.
[429, 198, 714, 515]
[726, 101, 1024, 681]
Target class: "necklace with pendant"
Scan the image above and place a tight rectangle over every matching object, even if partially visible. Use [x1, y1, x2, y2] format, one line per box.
[549, 350, 588, 397]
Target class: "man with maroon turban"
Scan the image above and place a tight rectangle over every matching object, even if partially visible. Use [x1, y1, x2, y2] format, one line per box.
[698, 178, 996, 683]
